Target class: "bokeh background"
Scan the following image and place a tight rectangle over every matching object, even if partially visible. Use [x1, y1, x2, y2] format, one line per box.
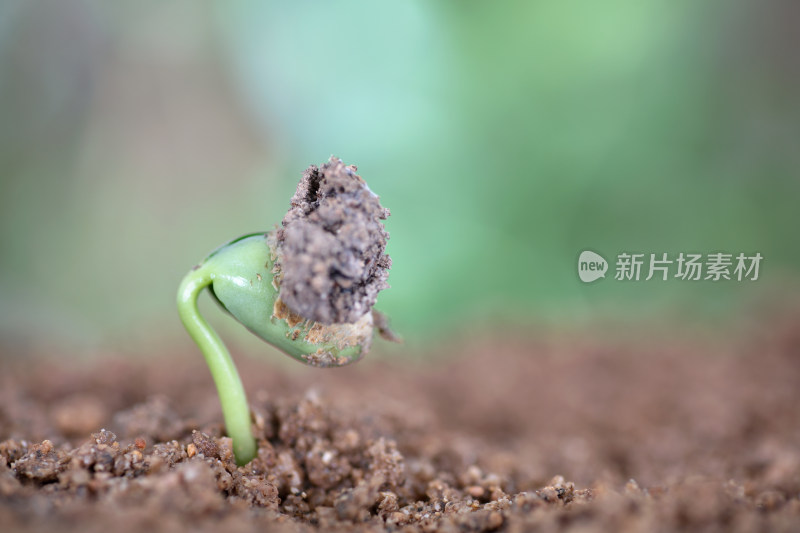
[1, 0, 798, 356]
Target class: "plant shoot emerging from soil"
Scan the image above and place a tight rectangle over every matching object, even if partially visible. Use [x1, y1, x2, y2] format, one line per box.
[177, 157, 392, 465]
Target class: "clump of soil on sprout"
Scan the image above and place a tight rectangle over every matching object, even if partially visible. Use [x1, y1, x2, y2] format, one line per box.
[276, 157, 391, 325]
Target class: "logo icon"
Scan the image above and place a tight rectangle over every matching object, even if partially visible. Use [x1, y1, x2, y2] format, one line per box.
[578, 250, 608, 283]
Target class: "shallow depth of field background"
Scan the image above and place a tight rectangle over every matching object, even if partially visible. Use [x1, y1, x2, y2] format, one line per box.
[1, 0, 798, 355]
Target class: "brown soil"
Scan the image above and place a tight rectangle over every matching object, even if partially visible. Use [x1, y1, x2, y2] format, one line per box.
[1, 316, 799, 532]
[276, 157, 391, 325]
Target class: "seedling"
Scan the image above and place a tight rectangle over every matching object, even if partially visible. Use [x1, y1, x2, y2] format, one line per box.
[178, 157, 393, 465]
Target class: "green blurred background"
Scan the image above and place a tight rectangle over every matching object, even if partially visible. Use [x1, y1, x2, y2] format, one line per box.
[1, 0, 798, 354]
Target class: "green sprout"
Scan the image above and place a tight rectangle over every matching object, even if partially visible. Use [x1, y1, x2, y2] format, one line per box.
[177, 158, 392, 465]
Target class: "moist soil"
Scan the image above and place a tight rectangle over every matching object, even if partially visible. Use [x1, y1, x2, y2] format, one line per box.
[276, 157, 391, 325]
[1, 316, 799, 532]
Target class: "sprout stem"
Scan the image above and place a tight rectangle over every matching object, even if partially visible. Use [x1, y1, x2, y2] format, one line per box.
[177, 265, 257, 465]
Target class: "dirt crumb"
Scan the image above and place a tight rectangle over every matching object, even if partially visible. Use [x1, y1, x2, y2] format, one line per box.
[12, 440, 67, 482]
[191, 430, 220, 459]
[276, 156, 391, 325]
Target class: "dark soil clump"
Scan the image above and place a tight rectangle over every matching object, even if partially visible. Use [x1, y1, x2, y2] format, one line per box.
[1, 315, 799, 532]
[276, 157, 391, 325]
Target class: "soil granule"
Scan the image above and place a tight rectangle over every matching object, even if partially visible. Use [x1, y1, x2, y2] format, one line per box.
[1, 315, 799, 532]
[276, 157, 391, 325]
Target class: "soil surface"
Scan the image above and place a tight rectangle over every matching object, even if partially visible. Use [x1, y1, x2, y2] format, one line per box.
[276, 157, 391, 325]
[1, 315, 799, 532]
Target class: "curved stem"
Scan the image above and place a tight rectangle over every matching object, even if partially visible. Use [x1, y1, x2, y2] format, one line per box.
[177, 265, 257, 465]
